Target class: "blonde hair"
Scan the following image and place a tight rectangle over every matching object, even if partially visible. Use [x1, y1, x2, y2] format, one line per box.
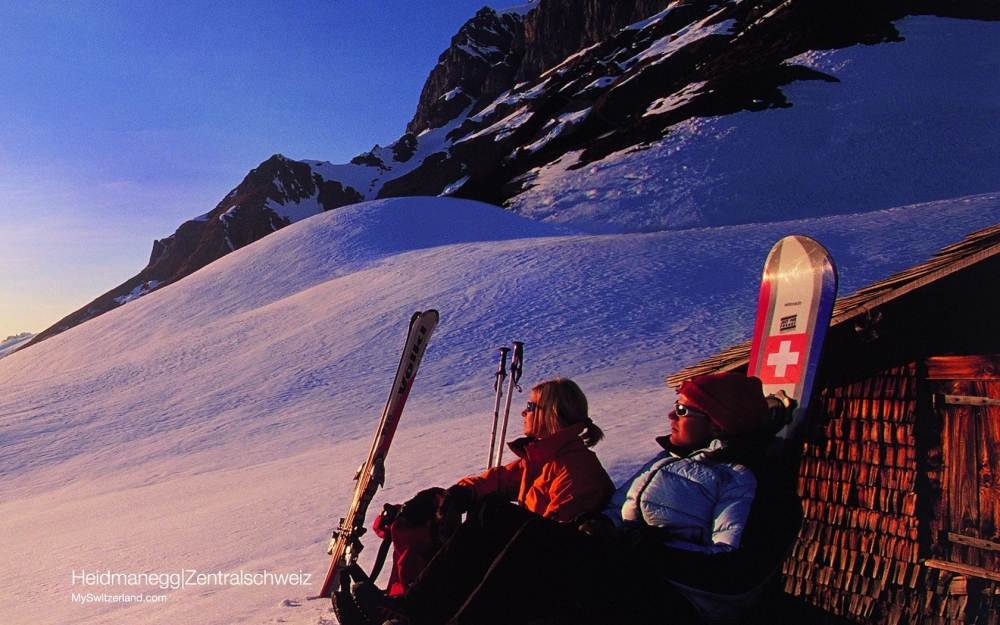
[530, 378, 604, 447]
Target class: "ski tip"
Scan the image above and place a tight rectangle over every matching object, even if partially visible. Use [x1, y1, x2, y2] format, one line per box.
[408, 309, 440, 328]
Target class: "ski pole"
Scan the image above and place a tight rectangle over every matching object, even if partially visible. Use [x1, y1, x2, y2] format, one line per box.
[487, 347, 511, 469]
[494, 341, 523, 467]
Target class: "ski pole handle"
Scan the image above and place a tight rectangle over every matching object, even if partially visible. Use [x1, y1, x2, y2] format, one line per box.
[487, 347, 511, 469]
[494, 347, 511, 393]
[495, 342, 524, 467]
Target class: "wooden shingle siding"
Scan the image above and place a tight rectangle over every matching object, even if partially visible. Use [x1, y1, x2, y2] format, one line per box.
[781, 360, 1000, 624]
[783, 365, 927, 623]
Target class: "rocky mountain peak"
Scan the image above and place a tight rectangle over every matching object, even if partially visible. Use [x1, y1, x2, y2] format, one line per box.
[24, 154, 363, 349]
[406, 6, 528, 135]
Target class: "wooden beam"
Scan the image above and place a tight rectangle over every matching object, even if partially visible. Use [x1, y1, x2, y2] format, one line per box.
[934, 394, 1000, 407]
[926, 355, 1000, 380]
[923, 558, 1000, 583]
[948, 533, 1000, 553]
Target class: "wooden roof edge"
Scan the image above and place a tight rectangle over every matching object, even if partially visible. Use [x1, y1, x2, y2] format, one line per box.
[831, 226, 1000, 309]
[666, 224, 1000, 387]
[666, 341, 750, 388]
[828, 244, 1000, 325]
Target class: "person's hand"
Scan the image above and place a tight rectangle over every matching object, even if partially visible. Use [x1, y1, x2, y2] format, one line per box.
[576, 512, 622, 544]
[434, 484, 472, 542]
[373, 502, 401, 535]
[399, 487, 445, 525]
[438, 484, 474, 515]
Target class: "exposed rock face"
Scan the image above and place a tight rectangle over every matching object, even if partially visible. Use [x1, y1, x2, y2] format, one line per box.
[515, 0, 678, 82]
[381, 0, 1000, 207]
[406, 7, 528, 134]
[404, 0, 685, 132]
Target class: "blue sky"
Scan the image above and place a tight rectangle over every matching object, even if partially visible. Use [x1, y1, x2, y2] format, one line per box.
[0, 0, 530, 338]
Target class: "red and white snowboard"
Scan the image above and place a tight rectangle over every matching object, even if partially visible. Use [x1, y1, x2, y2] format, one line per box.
[748, 236, 837, 441]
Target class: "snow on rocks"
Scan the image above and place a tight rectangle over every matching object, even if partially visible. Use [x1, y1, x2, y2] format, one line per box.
[508, 17, 1000, 233]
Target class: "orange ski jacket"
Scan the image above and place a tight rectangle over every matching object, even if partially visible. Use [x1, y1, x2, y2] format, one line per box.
[458, 421, 614, 522]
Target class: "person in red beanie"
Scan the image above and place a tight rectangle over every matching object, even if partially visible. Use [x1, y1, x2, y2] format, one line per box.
[584, 371, 797, 624]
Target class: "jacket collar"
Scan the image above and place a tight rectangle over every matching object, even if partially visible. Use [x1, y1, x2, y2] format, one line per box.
[508, 421, 588, 462]
[656, 435, 727, 458]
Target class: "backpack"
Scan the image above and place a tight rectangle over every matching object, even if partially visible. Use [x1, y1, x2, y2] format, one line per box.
[372, 487, 459, 596]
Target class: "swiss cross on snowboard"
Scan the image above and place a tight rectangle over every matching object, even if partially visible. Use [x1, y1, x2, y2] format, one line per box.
[748, 236, 837, 441]
[759, 333, 808, 384]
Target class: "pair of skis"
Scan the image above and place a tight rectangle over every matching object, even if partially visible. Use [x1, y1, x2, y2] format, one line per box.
[317, 309, 439, 600]
[487, 342, 523, 469]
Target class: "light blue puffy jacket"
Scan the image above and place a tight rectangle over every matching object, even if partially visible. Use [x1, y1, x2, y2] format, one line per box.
[605, 439, 757, 553]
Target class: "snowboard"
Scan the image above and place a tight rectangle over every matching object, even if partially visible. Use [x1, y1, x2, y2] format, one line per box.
[317, 309, 439, 600]
[748, 236, 837, 442]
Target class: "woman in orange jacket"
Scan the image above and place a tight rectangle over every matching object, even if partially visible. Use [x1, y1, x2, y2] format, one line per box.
[451, 377, 615, 523]
[349, 378, 614, 625]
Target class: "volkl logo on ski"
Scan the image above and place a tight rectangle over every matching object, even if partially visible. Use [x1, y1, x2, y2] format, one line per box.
[397, 326, 429, 395]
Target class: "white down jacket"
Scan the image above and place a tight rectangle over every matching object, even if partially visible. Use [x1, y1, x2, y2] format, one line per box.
[605, 439, 757, 553]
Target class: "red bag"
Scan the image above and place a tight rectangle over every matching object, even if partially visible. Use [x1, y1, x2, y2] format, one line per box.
[372, 487, 448, 597]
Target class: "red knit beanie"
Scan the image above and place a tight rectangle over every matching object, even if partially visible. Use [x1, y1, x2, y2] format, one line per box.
[678, 373, 768, 436]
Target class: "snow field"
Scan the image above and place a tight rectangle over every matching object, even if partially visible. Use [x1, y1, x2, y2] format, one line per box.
[4, 193, 1000, 624]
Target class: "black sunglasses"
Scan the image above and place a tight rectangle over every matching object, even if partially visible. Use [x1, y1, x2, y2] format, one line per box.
[525, 401, 540, 412]
[674, 403, 709, 419]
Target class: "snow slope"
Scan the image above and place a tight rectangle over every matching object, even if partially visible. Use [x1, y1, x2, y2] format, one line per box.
[4, 193, 1000, 624]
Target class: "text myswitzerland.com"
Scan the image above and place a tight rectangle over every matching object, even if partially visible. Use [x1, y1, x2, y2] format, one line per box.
[72, 593, 168, 604]
[71, 569, 313, 591]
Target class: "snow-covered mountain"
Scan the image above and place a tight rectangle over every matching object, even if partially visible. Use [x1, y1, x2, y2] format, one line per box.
[23, 155, 364, 346]
[0, 333, 33, 358]
[23, 0, 1000, 347]
[4, 193, 1000, 625]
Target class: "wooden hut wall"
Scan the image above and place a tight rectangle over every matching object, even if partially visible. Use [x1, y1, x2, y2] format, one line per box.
[783, 364, 923, 623]
[782, 362, 1000, 624]
[923, 355, 1000, 624]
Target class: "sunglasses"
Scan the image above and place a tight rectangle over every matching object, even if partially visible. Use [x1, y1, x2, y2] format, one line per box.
[525, 401, 540, 413]
[674, 403, 709, 419]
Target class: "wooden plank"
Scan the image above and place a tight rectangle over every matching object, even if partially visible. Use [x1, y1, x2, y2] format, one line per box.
[927, 355, 1000, 380]
[947, 533, 1000, 552]
[924, 558, 1000, 583]
[928, 380, 952, 561]
[980, 380, 1000, 571]
[944, 380, 982, 566]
